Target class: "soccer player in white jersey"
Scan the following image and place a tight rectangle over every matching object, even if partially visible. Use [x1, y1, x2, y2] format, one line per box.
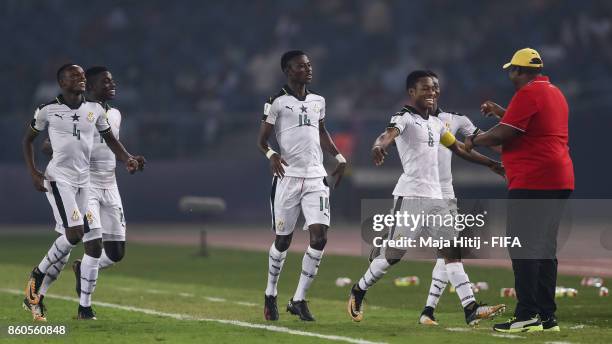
[419, 71, 503, 325]
[30, 66, 139, 320]
[348, 71, 505, 326]
[257, 50, 346, 321]
[22, 64, 144, 321]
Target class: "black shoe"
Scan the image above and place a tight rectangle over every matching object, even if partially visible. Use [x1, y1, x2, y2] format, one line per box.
[77, 305, 97, 320]
[264, 295, 279, 321]
[72, 260, 81, 297]
[493, 316, 543, 333]
[542, 316, 560, 332]
[464, 301, 506, 326]
[419, 306, 438, 325]
[25, 267, 45, 306]
[347, 284, 366, 322]
[287, 299, 315, 321]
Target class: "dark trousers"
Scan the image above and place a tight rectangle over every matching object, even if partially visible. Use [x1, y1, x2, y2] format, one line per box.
[507, 189, 571, 320]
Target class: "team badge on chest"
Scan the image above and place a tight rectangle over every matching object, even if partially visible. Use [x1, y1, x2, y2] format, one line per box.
[313, 103, 321, 114]
[87, 112, 95, 122]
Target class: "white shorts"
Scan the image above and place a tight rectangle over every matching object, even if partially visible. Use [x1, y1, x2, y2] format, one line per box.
[270, 176, 330, 235]
[387, 197, 457, 242]
[45, 180, 101, 242]
[87, 187, 126, 241]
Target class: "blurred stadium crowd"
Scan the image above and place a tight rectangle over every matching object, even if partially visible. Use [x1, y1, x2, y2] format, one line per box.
[1, 0, 610, 199]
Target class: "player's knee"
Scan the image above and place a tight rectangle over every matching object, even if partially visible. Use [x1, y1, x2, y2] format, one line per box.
[309, 235, 327, 251]
[274, 234, 292, 252]
[84, 238, 103, 258]
[104, 241, 125, 262]
[65, 227, 84, 245]
[386, 258, 401, 265]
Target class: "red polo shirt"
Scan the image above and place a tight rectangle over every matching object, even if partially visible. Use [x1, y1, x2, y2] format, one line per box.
[500, 76, 574, 190]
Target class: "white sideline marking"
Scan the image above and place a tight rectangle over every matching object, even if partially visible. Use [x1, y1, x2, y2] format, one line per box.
[235, 301, 257, 307]
[569, 324, 586, 330]
[204, 297, 226, 302]
[1, 288, 383, 344]
[446, 327, 472, 332]
[545, 342, 575, 344]
[178, 292, 195, 298]
[490, 333, 523, 339]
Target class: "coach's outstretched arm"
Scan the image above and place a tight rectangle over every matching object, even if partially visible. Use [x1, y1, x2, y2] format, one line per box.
[101, 131, 145, 174]
[257, 121, 288, 178]
[319, 119, 346, 187]
[22, 126, 47, 192]
[464, 123, 521, 153]
[371, 128, 399, 166]
[480, 100, 506, 120]
[448, 140, 505, 178]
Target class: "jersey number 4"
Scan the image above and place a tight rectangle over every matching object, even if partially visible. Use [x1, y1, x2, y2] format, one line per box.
[72, 124, 81, 140]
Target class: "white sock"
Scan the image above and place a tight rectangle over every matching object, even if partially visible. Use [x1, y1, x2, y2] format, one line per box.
[358, 258, 391, 290]
[79, 254, 100, 307]
[265, 243, 287, 297]
[38, 235, 74, 273]
[293, 246, 324, 301]
[39, 251, 71, 296]
[98, 250, 115, 270]
[446, 262, 475, 307]
[425, 258, 448, 309]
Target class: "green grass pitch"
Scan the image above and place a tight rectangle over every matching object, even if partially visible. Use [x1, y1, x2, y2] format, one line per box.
[0, 233, 610, 343]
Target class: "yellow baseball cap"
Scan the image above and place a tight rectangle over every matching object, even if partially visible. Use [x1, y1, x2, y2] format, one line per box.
[502, 48, 543, 69]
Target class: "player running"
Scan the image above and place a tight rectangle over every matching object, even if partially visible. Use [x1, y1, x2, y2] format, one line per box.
[257, 50, 346, 321]
[22, 64, 144, 321]
[348, 70, 505, 326]
[418, 71, 503, 326]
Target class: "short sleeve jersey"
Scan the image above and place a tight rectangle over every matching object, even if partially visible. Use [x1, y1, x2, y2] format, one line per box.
[435, 109, 478, 199]
[31, 95, 111, 187]
[387, 106, 455, 199]
[262, 85, 326, 178]
[90, 104, 122, 188]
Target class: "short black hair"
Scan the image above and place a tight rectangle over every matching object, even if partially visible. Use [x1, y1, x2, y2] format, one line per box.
[426, 70, 439, 79]
[281, 50, 306, 72]
[405, 70, 432, 90]
[85, 66, 109, 81]
[510, 65, 543, 76]
[56, 63, 77, 82]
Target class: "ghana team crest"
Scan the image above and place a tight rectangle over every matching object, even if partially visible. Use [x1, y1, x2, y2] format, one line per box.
[72, 209, 81, 221]
[313, 103, 321, 114]
[87, 112, 95, 122]
[86, 211, 95, 225]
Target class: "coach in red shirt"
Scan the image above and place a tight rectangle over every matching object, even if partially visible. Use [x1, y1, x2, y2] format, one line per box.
[464, 48, 574, 333]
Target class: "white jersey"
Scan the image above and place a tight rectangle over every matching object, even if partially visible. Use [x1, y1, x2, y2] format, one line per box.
[263, 86, 326, 178]
[31, 95, 111, 187]
[387, 106, 454, 199]
[90, 105, 122, 188]
[435, 109, 478, 199]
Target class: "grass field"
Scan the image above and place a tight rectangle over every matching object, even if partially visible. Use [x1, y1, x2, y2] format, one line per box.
[1, 233, 610, 343]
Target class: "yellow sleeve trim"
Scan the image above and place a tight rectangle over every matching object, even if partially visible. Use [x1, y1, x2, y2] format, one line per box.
[440, 131, 456, 147]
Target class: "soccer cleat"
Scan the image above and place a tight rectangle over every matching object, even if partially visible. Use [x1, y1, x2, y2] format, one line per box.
[493, 316, 543, 333]
[24, 267, 45, 306]
[464, 302, 506, 326]
[72, 259, 82, 297]
[77, 305, 97, 320]
[264, 295, 279, 321]
[419, 306, 438, 326]
[347, 284, 366, 322]
[286, 299, 315, 321]
[542, 316, 560, 332]
[23, 295, 47, 322]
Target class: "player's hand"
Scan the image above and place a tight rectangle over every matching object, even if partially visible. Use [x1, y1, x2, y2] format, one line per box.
[270, 154, 288, 178]
[331, 161, 347, 188]
[126, 157, 140, 174]
[464, 135, 475, 153]
[480, 100, 505, 119]
[489, 161, 506, 179]
[134, 155, 146, 171]
[372, 146, 387, 166]
[31, 169, 47, 192]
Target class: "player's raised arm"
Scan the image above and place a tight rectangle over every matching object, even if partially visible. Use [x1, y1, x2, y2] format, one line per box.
[100, 130, 144, 174]
[445, 133, 505, 178]
[319, 119, 346, 187]
[371, 127, 399, 166]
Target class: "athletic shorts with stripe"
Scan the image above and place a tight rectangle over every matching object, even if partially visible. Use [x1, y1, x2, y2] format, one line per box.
[86, 187, 126, 241]
[44, 180, 101, 242]
[270, 176, 330, 235]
